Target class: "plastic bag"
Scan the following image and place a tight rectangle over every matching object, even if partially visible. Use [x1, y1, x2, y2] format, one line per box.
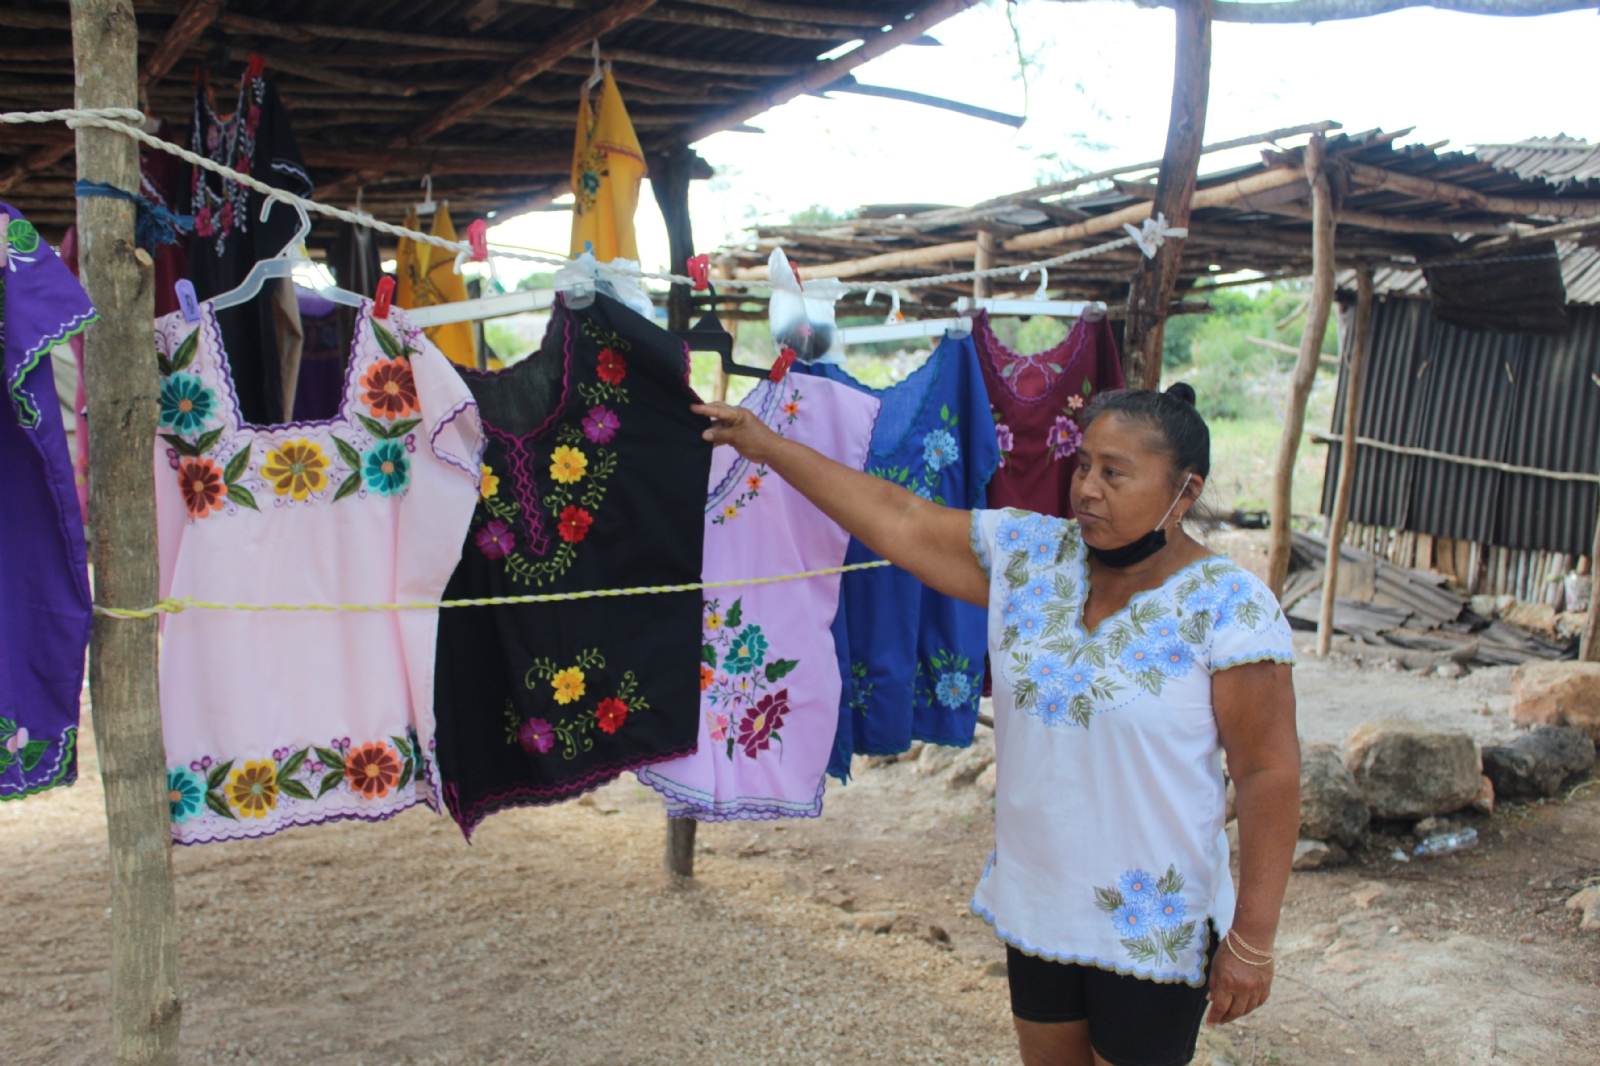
[767, 247, 845, 365]
[553, 251, 656, 320]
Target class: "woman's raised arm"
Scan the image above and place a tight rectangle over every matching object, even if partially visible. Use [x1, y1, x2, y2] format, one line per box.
[694, 401, 988, 607]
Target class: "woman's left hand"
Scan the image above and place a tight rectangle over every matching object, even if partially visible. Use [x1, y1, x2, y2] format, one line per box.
[1205, 937, 1273, 1025]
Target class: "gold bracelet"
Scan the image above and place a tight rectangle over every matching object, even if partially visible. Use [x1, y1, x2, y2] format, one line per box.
[1228, 928, 1275, 959]
[1223, 930, 1274, 966]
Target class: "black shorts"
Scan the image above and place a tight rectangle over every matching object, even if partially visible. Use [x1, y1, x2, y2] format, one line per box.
[1006, 923, 1218, 1066]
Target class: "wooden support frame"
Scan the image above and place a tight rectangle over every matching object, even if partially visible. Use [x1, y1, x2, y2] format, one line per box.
[1345, 160, 1600, 220]
[1266, 132, 1336, 598]
[1123, 0, 1211, 389]
[71, 1, 184, 1062]
[1317, 268, 1373, 656]
[1584, 500, 1600, 661]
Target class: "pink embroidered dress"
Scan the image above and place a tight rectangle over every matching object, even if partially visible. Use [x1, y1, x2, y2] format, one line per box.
[154, 302, 481, 844]
[637, 373, 879, 820]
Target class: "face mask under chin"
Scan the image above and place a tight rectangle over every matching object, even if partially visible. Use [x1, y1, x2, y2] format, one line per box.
[1084, 477, 1192, 570]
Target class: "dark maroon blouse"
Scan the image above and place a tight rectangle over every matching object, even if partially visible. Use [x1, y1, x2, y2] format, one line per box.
[973, 310, 1124, 518]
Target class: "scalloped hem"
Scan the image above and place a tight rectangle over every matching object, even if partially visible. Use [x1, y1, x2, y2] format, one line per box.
[969, 897, 1210, 988]
[444, 741, 699, 839]
[428, 394, 486, 481]
[1208, 651, 1296, 674]
[171, 791, 433, 846]
[9, 308, 99, 426]
[0, 728, 78, 801]
[638, 768, 826, 822]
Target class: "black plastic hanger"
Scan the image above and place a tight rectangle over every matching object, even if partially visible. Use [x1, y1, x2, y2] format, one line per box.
[671, 286, 768, 379]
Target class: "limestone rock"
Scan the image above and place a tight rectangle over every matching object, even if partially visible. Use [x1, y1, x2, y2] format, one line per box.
[1292, 839, 1331, 870]
[1344, 720, 1481, 819]
[1299, 743, 1369, 846]
[1556, 611, 1589, 641]
[947, 744, 995, 788]
[1481, 725, 1596, 799]
[1511, 662, 1600, 742]
[1469, 774, 1495, 814]
[974, 762, 997, 799]
[1567, 887, 1600, 931]
[914, 743, 959, 776]
[1502, 600, 1557, 637]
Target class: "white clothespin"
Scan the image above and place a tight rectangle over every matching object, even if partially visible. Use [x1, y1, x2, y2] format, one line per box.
[1123, 212, 1189, 259]
[416, 174, 437, 217]
[885, 289, 904, 325]
[864, 288, 877, 307]
[583, 39, 606, 94]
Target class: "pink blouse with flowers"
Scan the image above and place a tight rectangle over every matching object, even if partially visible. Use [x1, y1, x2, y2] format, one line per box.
[153, 302, 482, 844]
[637, 373, 879, 820]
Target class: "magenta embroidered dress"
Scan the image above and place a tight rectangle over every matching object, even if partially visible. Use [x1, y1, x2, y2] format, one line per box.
[154, 303, 481, 844]
[637, 374, 879, 820]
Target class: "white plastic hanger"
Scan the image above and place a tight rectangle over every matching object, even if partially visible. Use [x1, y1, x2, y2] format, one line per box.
[415, 174, 439, 218]
[206, 197, 365, 311]
[836, 316, 972, 346]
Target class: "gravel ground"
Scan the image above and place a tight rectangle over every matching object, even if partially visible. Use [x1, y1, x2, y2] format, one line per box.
[3, 656, 1596, 1066]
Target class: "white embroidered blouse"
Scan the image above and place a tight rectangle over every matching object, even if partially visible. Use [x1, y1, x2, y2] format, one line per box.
[968, 508, 1295, 985]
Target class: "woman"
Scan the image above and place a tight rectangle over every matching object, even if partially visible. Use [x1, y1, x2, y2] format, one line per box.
[695, 383, 1299, 1066]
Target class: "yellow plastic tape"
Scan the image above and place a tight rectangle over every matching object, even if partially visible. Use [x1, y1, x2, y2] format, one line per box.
[93, 560, 893, 620]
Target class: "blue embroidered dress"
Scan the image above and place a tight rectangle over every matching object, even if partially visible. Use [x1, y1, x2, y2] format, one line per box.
[967, 508, 1294, 984]
[798, 332, 999, 778]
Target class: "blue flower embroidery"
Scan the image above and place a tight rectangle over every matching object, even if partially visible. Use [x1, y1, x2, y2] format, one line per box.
[1012, 577, 1053, 610]
[1112, 900, 1152, 937]
[996, 511, 1060, 561]
[363, 440, 411, 497]
[1119, 868, 1157, 901]
[1119, 619, 1194, 678]
[158, 373, 216, 435]
[1023, 653, 1070, 697]
[724, 625, 769, 675]
[923, 429, 958, 472]
[934, 671, 973, 709]
[913, 483, 934, 501]
[167, 766, 206, 824]
[1011, 604, 1047, 640]
[1034, 693, 1071, 727]
[1150, 893, 1187, 930]
[1059, 663, 1101, 700]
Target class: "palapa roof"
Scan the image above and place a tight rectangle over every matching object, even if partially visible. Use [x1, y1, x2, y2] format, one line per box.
[0, 0, 972, 243]
[720, 126, 1600, 317]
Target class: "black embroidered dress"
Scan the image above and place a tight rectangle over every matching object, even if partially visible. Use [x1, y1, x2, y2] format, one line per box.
[433, 293, 711, 835]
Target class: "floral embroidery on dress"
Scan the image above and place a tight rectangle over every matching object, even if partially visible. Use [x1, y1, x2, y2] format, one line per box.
[710, 387, 801, 525]
[262, 439, 330, 500]
[189, 66, 267, 254]
[1047, 414, 1082, 460]
[505, 649, 650, 760]
[994, 416, 1014, 469]
[915, 649, 980, 713]
[870, 403, 961, 503]
[700, 597, 799, 760]
[170, 732, 422, 824]
[361, 355, 419, 419]
[158, 373, 217, 435]
[0, 718, 50, 779]
[1093, 865, 1197, 965]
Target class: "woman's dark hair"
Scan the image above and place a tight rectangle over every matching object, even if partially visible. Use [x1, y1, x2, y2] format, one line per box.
[1083, 382, 1210, 484]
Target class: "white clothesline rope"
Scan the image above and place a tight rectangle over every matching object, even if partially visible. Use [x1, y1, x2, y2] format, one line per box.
[4, 107, 1184, 296]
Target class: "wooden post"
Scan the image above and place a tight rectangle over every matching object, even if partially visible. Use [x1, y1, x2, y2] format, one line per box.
[1316, 268, 1373, 656]
[1266, 132, 1336, 598]
[652, 144, 699, 874]
[973, 229, 997, 300]
[1122, 0, 1212, 389]
[649, 144, 697, 333]
[1582, 497, 1600, 661]
[71, 0, 183, 1062]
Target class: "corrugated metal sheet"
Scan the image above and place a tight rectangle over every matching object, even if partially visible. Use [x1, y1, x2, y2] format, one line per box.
[1338, 242, 1600, 306]
[1475, 136, 1600, 188]
[1321, 298, 1600, 557]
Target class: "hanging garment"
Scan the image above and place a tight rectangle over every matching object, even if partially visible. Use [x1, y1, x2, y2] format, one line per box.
[797, 333, 1000, 778]
[331, 219, 385, 365]
[186, 56, 313, 425]
[153, 301, 482, 844]
[141, 117, 190, 319]
[395, 204, 477, 368]
[433, 293, 711, 836]
[570, 70, 646, 263]
[968, 508, 1293, 984]
[292, 286, 345, 421]
[637, 374, 879, 821]
[57, 227, 91, 523]
[0, 204, 95, 800]
[974, 310, 1124, 518]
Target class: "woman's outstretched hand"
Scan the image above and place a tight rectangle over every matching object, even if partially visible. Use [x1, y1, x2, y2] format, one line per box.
[693, 402, 784, 465]
[1206, 934, 1273, 1025]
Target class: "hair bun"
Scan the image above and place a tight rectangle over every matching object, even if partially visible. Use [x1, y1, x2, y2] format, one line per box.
[1165, 382, 1197, 407]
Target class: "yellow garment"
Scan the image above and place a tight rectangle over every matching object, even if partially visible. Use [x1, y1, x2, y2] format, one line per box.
[394, 203, 477, 368]
[570, 70, 646, 263]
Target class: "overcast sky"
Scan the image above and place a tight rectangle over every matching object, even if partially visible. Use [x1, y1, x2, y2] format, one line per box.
[487, 0, 1598, 284]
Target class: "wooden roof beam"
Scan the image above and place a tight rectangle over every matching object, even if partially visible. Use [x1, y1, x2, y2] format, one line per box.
[1239, 198, 1520, 234]
[1345, 160, 1600, 219]
[683, 0, 983, 144]
[301, 147, 570, 176]
[140, 0, 224, 89]
[504, 0, 886, 38]
[401, 0, 659, 147]
[1138, 0, 1596, 20]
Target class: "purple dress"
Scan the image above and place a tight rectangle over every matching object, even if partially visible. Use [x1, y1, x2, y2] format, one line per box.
[0, 203, 95, 799]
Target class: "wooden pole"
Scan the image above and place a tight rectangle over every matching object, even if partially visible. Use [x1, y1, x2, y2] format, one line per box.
[973, 229, 997, 299]
[1266, 132, 1335, 598]
[1123, 0, 1212, 389]
[71, 0, 183, 1062]
[1316, 268, 1373, 656]
[654, 140, 698, 875]
[1582, 495, 1600, 661]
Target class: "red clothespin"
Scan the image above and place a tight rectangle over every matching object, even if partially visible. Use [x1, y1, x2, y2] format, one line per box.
[769, 347, 796, 383]
[466, 218, 489, 261]
[245, 54, 266, 82]
[374, 276, 395, 320]
[790, 260, 805, 290]
[686, 253, 710, 291]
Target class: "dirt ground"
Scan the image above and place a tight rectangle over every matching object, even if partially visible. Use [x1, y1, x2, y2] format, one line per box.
[4, 644, 1598, 1066]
